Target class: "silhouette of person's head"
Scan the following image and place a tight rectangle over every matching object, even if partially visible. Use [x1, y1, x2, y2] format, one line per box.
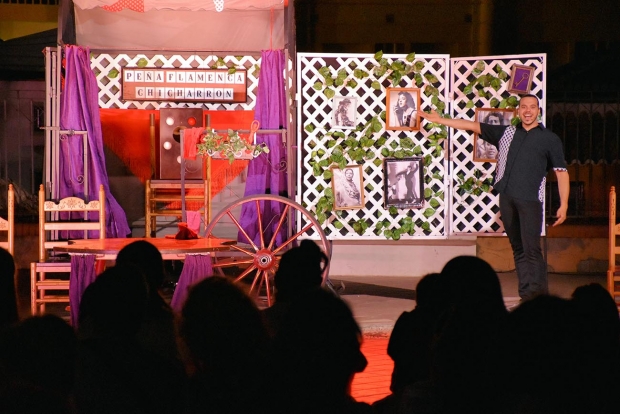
[116, 240, 165, 292]
[273, 288, 367, 403]
[274, 239, 327, 302]
[180, 275, 269, 374]
[78, 264, 149, 338]
[0, 247, 18, 328]
[438, 255, 505, 312]
[0, 314, 77, 398]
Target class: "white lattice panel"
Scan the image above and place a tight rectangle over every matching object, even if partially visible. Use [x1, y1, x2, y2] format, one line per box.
[297, 53, 450, 240]
[449, 54, 546, 235]
[91, 53, 261, 110]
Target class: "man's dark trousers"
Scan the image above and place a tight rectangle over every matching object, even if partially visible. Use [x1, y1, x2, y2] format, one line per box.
[499, 193, 548, 300]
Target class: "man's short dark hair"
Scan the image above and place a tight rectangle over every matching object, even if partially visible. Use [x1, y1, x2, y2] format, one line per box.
[519, 94, 540, 106]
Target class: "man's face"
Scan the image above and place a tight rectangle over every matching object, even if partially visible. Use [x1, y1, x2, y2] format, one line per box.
[488, 115, 501, 125]
[518, 96, 540, 129]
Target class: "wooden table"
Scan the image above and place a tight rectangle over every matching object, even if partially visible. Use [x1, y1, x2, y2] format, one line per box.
[54, 237, 236, 324]
[54, 237, 236, 260]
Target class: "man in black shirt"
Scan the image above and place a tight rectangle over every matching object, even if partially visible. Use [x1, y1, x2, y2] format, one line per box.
[420, 95, 569, 301]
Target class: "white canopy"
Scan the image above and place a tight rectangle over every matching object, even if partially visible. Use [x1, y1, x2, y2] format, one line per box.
[72, 0, 288, 51]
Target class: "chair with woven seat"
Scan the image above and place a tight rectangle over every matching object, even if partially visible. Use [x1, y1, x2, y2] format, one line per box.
[608, 186, 620, 307]
[30, 184, 106, 316]
[0, 184, 15, 256]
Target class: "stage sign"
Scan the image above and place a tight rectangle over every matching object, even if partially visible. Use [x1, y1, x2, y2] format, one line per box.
[121, 68, 247, 103]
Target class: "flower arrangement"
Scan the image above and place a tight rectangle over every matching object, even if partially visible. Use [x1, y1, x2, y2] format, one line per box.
[196, 127, 269, 164]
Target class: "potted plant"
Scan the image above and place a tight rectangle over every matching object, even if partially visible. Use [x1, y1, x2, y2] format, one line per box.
[196, 127, 269, 164]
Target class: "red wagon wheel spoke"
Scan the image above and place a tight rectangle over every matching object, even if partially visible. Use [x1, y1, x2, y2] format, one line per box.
[204, 194, 331, 307]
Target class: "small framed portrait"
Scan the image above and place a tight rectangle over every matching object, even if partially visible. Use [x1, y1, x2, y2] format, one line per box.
[474, 108, 517, 163]
[331, 96, 357, 129]
[386, 88, 420, 131]
[383, 157, 424, 209]
[331, 164, 365, 210]
[507, 65, 535, 94]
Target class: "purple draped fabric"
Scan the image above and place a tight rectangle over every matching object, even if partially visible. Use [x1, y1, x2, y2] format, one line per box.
[170, 254, 214, 313]
[69, 254, 97, 328]
[59, 45, 130, 238]
[238, 50, 288, 246]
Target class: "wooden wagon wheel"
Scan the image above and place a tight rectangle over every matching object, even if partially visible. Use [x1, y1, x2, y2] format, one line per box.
[204, 194, 331, 306]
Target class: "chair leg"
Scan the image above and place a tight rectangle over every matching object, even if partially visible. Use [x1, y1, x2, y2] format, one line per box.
[30, 263, 37, 316]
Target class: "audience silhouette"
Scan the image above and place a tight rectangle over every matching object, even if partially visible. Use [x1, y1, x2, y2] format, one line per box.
[3, 245, 619, 414]
[0, 247, 18, 329]
[272, 287, 372, 414]
[73, 264, 185, 414]
[115, 240, 180, 364]
[262, 239, 328, 337]
[179, 275, 273, 414]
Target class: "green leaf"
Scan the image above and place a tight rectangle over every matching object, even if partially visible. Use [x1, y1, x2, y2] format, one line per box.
[421, 222, 431, 231]
[405, 52, 416, 62]
[424, 73, 438, 83]
[414, 61, 425, 72]
[137, 58, 148, 68]
[381, 148, 391, 157]
[490, 78, 502, 91]
[423, 208, 435, 218]
[335, 77, 344, 87]
[324, 88, 336, 99]
[323, 170, 333, 180]
[414, 73, 424, 87]
[325, 188, 333, 198]
[353, 69, 369, 79]
[507, 96, 519, 107]
[108, 68, 119, 78]
[312, 164, 322, 177]
[490, 98, 499, 108]
[318, 66, 331, 78]
[313, 81, 323, 91]
[465, 100, 475, 108]
[347, 79, 358, 88]
[498, 99, 508, 109]
[333, 220, 344, 229]
[372, 117, 383, 133]
[390, 71, 403, 86]
[424, 188, 432, 198]
[371, 81, 382, 90]
[374, 51, 384, 61]
[430, 198, 440, 208]
[463, 84, 473, 95]
[305, 124, 315, 133]
[373, 158, 382, 167]
[325, 77, 334, 87]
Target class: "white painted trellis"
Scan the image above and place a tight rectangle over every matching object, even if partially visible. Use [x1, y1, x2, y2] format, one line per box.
[449, 54, 546, 235]
[296, 52, 547, 240]
[297, 53, 451, 240]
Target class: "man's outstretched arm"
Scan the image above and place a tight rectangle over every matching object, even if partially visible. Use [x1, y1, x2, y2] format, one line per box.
[552, 170, 570, 227]
[419, 109, 482, 135]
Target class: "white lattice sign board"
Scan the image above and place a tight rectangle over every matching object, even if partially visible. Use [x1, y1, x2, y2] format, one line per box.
[449, 54, 546, 235]
[91, 53, 260, 110]
[297, 53, 450, 240]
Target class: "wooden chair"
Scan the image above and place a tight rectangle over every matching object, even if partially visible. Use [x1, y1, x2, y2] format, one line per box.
[608, 186, 620, 306]
[30, 184, 106, 315]
[0, 184, 15, 256]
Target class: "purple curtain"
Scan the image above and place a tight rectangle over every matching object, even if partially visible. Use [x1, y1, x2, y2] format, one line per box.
[238, 50, 288, 246]
[59, 45, 130, 238]
[69, 254, 97, 328]
[170, 254, 213, 313]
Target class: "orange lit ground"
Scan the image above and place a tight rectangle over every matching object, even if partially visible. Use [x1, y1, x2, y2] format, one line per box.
[351, 336, 392, 404]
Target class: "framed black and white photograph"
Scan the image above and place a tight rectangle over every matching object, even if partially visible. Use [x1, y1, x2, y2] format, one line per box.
[385, 88, 420, 131]
[383, 157, 424, 209]
[331, 164, 365, 210]
[473, 108, 516, 163]
[507, 64, 535, 94]
[331, 96, 357, 129]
